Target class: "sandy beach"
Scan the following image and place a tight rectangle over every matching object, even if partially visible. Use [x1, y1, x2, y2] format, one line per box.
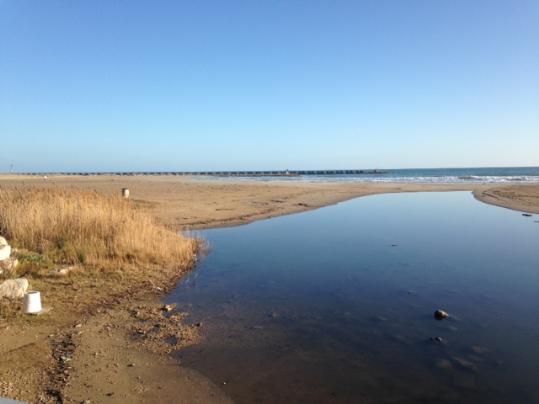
[1, 175, 538, 403]
[1, 175, 538, 230]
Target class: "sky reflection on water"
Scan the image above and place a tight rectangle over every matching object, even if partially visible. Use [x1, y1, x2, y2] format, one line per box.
[167, 192, 539, 403]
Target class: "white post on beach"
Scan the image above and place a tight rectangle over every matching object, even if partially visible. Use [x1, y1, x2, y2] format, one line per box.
[122, 188, 130, 199]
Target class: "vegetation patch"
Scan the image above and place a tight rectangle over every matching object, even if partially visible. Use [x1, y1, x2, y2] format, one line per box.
[0, 188, 197, 272]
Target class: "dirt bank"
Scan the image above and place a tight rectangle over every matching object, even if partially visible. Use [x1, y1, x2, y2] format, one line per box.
[0, 258, 232, 403]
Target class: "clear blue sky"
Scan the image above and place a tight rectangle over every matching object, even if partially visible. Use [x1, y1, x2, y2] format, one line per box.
[1, 1, 538, 172]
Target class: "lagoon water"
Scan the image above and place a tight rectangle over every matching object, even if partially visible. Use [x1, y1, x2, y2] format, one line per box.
[167, 192, 539, 403]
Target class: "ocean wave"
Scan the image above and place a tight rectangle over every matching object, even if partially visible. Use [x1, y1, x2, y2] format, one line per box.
[224, 175, 539, 184]
[362, 176, 539, 183]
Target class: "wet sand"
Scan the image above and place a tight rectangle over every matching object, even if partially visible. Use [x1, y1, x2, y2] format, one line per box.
[0, 253, 233, 403]
[0, 175, 538, 403]
[473, 185, 539, 214]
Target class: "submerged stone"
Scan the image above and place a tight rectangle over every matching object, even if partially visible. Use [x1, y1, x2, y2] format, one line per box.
[452, 356, 478, 372]
[470, 345, 489, 355]
[436, 358, 453, 370]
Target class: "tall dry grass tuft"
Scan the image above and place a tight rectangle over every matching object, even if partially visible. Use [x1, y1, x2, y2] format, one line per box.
[0, 188, 197, 270]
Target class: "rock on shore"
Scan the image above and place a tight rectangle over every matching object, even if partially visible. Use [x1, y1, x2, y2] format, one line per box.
[0, 236, 12, 261]
[0, 278, 29, 299]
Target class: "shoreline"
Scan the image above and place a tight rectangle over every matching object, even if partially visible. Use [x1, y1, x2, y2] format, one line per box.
[0, 176, 538, 402]
[1, 175, 538, 230]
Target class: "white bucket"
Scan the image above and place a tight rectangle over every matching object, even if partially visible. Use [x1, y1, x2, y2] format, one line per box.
[23, 291, 42, 314]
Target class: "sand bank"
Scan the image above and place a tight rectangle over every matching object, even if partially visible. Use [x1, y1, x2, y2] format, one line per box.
[473, 185, 539, 214]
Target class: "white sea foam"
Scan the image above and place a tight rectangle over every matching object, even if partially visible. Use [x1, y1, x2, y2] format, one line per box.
[217, 175, 539, 184]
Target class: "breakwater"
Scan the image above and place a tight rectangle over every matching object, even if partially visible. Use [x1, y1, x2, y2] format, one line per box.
[14, 169, 387, 177]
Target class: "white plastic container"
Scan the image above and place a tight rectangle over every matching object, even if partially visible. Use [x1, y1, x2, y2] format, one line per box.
[23, 291, 42, 314]
[122, 188, 130, 198]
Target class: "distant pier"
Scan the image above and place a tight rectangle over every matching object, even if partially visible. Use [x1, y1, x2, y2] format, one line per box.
[14, 169, 388, 177]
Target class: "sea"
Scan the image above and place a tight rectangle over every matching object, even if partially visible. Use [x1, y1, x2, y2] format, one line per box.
[226, 166, 539, 183]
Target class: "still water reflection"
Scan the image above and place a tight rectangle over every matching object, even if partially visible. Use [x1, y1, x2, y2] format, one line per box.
[167, 192, 539, 403]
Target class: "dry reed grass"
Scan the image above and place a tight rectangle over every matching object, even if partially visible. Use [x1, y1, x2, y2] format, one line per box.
[0, 188, 197, 270]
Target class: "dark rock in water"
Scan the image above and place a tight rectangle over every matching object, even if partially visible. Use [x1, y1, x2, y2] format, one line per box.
[434, 309, 449, 320]
[522, 213, 532, 217]
[430, 336, 444, 343]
